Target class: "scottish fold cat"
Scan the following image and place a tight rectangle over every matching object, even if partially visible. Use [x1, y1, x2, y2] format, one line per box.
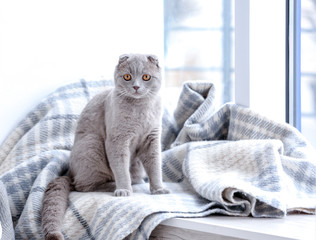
[42, 54, 169, 240]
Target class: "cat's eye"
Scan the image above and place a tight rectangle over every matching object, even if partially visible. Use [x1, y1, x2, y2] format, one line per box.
[142, 74, 151, 81]
[123, 74, 132, 81]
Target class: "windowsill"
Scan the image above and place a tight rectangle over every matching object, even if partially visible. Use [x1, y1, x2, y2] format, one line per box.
[156, 214, 316, 240]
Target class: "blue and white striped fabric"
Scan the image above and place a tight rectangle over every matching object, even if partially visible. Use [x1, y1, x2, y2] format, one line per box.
[0, 80, 315, 239]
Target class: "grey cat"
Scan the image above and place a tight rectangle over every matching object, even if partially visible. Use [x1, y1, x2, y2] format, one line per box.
[41, 54, 169, 240]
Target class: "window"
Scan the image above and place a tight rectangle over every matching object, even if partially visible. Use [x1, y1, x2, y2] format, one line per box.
[286, 0, 316, 148]
[236, 0, 286, 123]
[301, 0, 316, 148]
[234, 0, 316, 148]
[163, 0, 288, 125]
[163, 0, 234, 106]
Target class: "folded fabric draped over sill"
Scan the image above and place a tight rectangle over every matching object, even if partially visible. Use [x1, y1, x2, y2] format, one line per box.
[0, 79, 315, 240]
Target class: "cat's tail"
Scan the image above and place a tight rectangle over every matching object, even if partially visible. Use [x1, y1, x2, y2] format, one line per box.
[42, 175, 74, 240]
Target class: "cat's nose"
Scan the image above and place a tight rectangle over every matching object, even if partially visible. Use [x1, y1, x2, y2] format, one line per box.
[133, 86, 140, 91]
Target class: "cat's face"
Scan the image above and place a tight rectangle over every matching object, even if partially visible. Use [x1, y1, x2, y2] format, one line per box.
[114, 54, 161, 99]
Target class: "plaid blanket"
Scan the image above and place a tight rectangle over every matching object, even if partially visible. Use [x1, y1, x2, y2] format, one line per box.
[0, 80, 315, 239]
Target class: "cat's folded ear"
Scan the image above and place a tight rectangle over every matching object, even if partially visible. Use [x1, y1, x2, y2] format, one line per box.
[147, 55, 160, 68]
[118, 54, 129, 65]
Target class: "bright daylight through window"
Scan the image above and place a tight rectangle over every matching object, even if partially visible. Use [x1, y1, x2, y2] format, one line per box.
[164, 0, 234, 106]
[301, 0, 316, 148]
[164, 0, 316, 148]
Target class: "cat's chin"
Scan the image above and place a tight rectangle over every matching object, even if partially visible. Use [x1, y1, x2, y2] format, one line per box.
[131, 93, 143, 99]
[128, 92, 149, 99]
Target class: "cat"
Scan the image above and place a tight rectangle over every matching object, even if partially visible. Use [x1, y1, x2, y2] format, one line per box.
[41, 54, 170, 240]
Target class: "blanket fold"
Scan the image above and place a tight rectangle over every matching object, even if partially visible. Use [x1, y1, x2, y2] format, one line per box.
[0, 79, 315, 239]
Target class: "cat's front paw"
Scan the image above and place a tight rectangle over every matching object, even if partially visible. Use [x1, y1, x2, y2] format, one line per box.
[151, 188, 170, 195]
[114, 189, 132, 197]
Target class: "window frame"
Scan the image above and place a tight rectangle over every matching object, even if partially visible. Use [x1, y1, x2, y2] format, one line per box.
[235, 0, 302, 130]
[234, 0, 250, 107]
[286, 0, 302, 130]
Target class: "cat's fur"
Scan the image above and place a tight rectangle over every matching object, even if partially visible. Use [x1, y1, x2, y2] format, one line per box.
[41, 54, 169, 240]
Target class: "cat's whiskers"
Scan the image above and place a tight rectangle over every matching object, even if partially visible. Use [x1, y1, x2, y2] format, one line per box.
[116, 89, 128, 98]
[147, 90, 158, 98]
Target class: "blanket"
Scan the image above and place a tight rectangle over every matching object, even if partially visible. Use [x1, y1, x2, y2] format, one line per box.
[0, 80, 315, 239]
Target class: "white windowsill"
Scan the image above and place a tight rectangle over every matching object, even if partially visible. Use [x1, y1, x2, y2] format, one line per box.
[160, 214, 316, 240]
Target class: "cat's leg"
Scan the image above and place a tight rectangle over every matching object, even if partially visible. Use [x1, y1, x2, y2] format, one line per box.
[139, 132, 170, 195]
[71, 134, 114, 192]
[106, 140, 133, 197]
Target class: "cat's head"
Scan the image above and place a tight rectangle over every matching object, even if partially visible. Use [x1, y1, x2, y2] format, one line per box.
[114, 54, 161, 99]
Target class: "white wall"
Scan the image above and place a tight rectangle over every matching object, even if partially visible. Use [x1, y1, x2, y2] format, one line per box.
[0, 0, 163, 144]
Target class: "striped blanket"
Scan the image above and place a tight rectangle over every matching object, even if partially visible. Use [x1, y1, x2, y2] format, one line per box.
[0, 80, 315, 239]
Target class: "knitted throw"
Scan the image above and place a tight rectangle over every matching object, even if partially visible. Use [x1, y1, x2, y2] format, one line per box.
[0, 80, 315, 239]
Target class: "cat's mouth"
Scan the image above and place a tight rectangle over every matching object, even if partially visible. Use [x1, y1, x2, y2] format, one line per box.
[133, 89, 140, 95]
[130, 89, 147, 99]
[132, 91, 142, 98]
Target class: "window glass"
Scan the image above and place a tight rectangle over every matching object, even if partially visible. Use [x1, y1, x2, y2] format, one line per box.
[249, 1, 285, 123]
[301, 0, 316, 148]
[164, 0, 235, 105]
